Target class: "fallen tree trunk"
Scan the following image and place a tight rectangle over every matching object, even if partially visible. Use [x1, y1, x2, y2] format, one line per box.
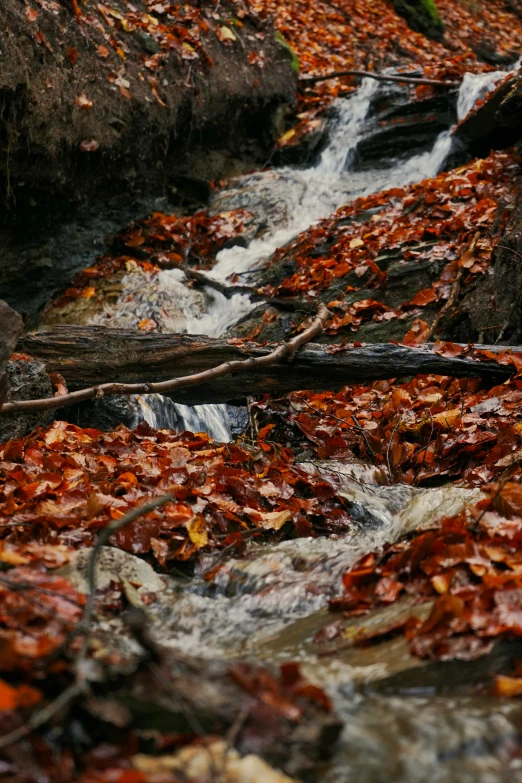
[5, 326, 515, 408]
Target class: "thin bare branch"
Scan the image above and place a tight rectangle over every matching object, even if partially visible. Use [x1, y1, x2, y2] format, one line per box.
[1, 305, 331, 415]
[301, 70, 459, 87]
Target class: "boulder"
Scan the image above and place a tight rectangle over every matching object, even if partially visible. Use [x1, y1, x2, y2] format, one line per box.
[453, 73, 518, 157]
[0, 356, 54, 443]
[354, 75, 457, 168]
[0, 300, 23, 407]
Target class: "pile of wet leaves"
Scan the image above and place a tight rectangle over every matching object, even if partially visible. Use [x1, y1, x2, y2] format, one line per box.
[254, 345, 522, 483]
[329, 481, 522, 689]
[0, 419, 353, 571]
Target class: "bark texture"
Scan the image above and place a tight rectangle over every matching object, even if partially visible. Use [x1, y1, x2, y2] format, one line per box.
[14, 326, 513, 406]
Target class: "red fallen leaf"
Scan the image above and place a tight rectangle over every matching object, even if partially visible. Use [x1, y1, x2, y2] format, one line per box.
[403, 318, 430, 345]
[493, 482, 522, 518]
[138, 318, 157, 331]
[374, 576, 403, 603]
[409, 288, 437, 306]
[97, 45, 110, 58]
[0, 680, 41, 712]
[291, 682, 333, 711]
[258, 423, 276, 440]
[75, 93, 94, 110]
[66, 46, 78, 66]
[80, 771, 147, 783]
[25, 6, 38, 22]
[420, 593, 464, 634]
[494, 675, 522, 697]
[80, 139, 100, 152]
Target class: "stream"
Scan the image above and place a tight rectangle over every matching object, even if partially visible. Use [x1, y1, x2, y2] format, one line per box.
[136, 67, 508, 441]
[78, 67, 522, 779]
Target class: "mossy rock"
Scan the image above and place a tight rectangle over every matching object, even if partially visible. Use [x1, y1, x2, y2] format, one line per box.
[275, 31, 300, 74]
[390, 0, 444, 40]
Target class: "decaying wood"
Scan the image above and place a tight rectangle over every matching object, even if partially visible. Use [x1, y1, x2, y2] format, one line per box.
[2, 306, 331, 413]
[2, 325, 516, 411]
[301, 69, 460, 87]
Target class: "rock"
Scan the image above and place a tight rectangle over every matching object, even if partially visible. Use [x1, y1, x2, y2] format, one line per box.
[0, 193, 175, 323]
[0, 356, 54, 443]
[497, 71, 522, 129]
[64, 395, 139, 432]
[0, 300, 23, 406]
[354, 75, 457, 168]
[62, 546, 166, 598]
[272, 114, 331, 166]
[40, 263, 208, 333]
[227, 404, 250, 437]
[453, 73, 518, 157]
[210, 169, 308, 240]
[133, 743, 299, 783]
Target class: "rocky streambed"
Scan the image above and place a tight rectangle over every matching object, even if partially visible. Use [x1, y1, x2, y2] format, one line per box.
[1, 62, 520, 781]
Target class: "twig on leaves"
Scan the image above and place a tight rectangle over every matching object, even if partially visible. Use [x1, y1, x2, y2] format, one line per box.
[0, 682, 83, 750]
[301, 70, 460, 88]
[0, 494, 173, 750]
[0, 305, 332, 415]
[386, 416, 402, 479]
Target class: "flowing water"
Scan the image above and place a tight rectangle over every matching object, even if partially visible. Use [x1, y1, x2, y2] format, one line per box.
[138, 67, 510, 438]
[131, 68, 522, 779]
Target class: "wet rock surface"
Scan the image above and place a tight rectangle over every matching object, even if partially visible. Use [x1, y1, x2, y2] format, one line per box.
[0, 300, 23, 407]
[355, 79, 457, 168]
[40, 262, 208, 333]
[0, 193, 176, 323]
[0, 356, 54, 442]
[453, 72, 519, 156]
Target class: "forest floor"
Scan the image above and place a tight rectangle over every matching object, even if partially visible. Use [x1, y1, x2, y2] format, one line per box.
[4, 1, 522, 782]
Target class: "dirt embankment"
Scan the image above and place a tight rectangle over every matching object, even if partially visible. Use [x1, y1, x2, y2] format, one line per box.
[0, 0, 296, 212]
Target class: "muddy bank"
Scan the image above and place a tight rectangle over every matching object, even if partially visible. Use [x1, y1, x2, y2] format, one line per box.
[0, 0, 296, 209]
[0, 0, 296, 318]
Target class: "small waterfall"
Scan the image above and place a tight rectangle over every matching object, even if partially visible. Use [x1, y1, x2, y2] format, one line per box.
[133, 395, 231, 442]
[457, 69, 511, 121]
[140, 68, 514, 439]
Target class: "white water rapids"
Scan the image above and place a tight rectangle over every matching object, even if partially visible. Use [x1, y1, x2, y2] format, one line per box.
[136, 67, 511, 439]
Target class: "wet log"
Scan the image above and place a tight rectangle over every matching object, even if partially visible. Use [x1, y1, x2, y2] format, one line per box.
[12, 326, 515, 407]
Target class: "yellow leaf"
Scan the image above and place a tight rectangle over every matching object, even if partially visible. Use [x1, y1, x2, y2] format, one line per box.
[349, 237, 364, 249]
[244, 508, 294, 530]
[186, 516, 208, 549]
[278, 128, 296, 144]
[219, 25, 236, 41]
[431, 408, 461, 429]
[0, 543, 28, 566]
